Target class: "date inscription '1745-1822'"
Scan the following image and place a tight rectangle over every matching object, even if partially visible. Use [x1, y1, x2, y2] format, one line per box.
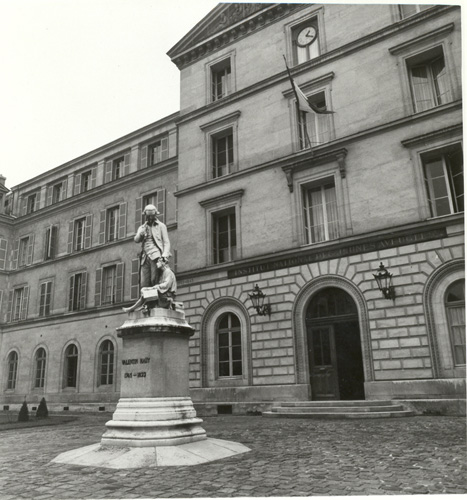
[122, 357, 150, 379]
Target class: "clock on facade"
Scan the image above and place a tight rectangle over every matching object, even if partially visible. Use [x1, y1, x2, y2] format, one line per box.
[296, 26, 317, 47]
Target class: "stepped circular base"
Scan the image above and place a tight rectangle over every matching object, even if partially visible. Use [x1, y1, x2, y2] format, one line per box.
[52, 438, 251, 468]
[101, 397, 207, 447]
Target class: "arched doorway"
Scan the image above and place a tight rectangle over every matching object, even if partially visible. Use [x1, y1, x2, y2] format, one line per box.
[306, 287, 365, 400]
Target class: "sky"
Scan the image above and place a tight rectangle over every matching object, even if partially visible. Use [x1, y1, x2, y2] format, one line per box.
[0, 0, 458, 189]
[0, 0, 220, 188]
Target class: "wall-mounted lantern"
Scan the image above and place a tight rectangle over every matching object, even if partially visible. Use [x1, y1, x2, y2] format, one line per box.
[248, 284, 271, 316]
[373, 262, 396, 300]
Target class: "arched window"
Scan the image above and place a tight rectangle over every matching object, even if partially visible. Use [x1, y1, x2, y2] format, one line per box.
[34, 348, 46, 388]
[64, 344, 78, 388]
[7, 351, 18, 390]
[98, 340, 114, 386]
[445, 280, 465, 366]
[217, 313, 242, 378]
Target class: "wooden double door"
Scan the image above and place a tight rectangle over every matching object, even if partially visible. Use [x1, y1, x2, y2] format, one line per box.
[306, 288, 365, 401]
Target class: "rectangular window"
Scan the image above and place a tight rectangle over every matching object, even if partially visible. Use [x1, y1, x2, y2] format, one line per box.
[292, 19, 320, 65]
[303, 180, 339, 244]
[407, 47, 451, 113]
[112, 157, 124, 180]
[106, 206, 119, 242]
[18, 237, 29, 268]
[211, 58, 232, 101]
[26, 193, 37, 214]
[74, 218, 85, 251]
[212, 129, 234, 178]
[299, 91, 332, 149]
[13, 288, 24, 321]
[39, 281, 52, 317]
[69, 273, 85, 312]
[44, 225, 58, 260]
[149, 137, 169, 165]
[399, 4, 431, 19]
[52, 183, 63, 204]
[102, 265, 117, 305]
[213, 209, 237, 264]
[81, 170, 92, 193]
[423, 146, 463, 217]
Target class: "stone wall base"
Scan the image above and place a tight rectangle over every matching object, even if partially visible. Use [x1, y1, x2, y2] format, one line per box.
[189, 384, 310, 403]
[365, 378, 466, 400]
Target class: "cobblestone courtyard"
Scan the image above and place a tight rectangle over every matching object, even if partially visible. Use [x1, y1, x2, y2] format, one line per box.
[0, 413, 465, 498]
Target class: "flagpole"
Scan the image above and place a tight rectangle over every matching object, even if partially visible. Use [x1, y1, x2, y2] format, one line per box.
[283, 55, 313, 154]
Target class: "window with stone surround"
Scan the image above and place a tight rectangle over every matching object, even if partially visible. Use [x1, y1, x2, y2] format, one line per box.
[6, 351, 18, 390]
[422, 144, 463, 218]
[211, 57, 232, 101]
[18, 236, 30, 268]
[298, 91, 333, 149]
[39, 281, 52, 317]
[407, 47, 452, 113]
[44, 225, 58, 260]
[211, 128, 234, 178]
[200, 299, 251, 388]
[95, 263, 124, 307]
[302, 178, 339, 244]
[68, 215, 92, 253]
[445, 280, 465, 366]
[98, 339, 115, 386]
[217, 313, 242, 378]
[34, 348, 47, 389]
[212, 208, 237, 264]
[68, 272, 87, 312]
[64, 344, 78, 388]
[200, 189, 243, 267]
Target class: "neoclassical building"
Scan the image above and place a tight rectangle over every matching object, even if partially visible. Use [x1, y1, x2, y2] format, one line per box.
[0, 3, 464, 415]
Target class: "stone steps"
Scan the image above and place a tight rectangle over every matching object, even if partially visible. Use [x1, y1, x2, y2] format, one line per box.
[263, 400, 415, 419]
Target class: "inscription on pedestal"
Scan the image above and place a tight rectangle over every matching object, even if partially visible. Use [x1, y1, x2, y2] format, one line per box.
[123, 357, 150, 380]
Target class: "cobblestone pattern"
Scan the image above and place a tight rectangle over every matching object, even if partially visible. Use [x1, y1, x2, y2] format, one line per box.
[0, 413, 465, 498]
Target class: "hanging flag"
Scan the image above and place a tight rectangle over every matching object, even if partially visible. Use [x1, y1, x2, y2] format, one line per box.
[283, 56, 335, 115]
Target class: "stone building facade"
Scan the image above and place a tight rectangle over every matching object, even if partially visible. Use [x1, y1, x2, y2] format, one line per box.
[0, 3, 464, 414]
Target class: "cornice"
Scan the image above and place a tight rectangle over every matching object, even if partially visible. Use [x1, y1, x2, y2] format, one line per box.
[175, 5, 457, 127]
[282, 148, 348, 192]
[176, 212, 464, 284]
[199, 110, 242, 131]
[199, 189, 245, 208]
[12, 112, 179, 191]
[168, 4, 307, 69]
[282, 72, 335, 98]
[401, 123, 463, 148]
[175, 100, 462, 199]
[388, 23, 455, 55]
[11, 158, 178, 226]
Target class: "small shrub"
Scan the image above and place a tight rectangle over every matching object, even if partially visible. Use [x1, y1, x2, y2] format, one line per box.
[36, 397, 49, 419]
[18, 401, 29, 422]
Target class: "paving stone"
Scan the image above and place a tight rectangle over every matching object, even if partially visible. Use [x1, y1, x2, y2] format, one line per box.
[0, 413, 465, 497]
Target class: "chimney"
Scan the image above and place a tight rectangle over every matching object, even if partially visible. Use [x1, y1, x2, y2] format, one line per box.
[0, 175, 5, 187]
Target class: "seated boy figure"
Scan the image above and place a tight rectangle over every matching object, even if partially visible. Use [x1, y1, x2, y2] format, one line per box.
[123, 257, 177, 313]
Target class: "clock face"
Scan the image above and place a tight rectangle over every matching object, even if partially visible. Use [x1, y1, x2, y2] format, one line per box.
[297, 26, 317, 47]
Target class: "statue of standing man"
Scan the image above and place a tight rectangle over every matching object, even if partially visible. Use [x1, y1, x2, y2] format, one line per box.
[135, 204, 171, 288]
[123, 204, 176, 313]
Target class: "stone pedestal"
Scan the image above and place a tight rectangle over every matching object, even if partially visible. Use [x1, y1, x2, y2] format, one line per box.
[52, 307, 250, 467]
[101, 307, 206, 447]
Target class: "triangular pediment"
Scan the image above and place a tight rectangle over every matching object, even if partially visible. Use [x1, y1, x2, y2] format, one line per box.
[168, 3, 274, 58]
